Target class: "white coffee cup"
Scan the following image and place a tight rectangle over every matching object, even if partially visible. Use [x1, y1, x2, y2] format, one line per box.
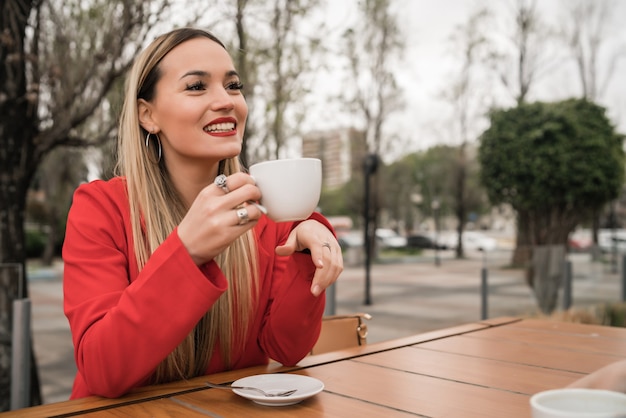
[249, 158, 322, 222]
[530, 388, 626, 418]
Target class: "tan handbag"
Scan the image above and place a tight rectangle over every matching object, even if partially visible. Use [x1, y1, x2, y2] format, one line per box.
[310, 313, 372, 355]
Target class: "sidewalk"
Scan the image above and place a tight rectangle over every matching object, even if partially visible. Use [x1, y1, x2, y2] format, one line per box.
[332, 250, 623, 342]
[27, 250, 624, 404]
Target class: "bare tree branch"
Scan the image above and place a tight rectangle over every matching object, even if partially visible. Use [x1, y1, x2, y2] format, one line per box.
[0, 0, 195, 408]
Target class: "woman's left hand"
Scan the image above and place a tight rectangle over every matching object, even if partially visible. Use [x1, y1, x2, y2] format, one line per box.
[275, 220, 343, 296]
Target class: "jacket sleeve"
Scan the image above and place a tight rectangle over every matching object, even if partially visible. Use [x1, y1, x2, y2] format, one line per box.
[62, 181, 228, 398]
[257, 212, 333, 365]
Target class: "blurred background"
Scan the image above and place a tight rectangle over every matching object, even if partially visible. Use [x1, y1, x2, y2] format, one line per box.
[5, 0, 626, 264]
[2, 0, 626, 410]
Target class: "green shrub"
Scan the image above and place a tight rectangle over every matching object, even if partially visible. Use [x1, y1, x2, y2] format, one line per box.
[544, 302, 626, 328]
[26, 229, 46, 258]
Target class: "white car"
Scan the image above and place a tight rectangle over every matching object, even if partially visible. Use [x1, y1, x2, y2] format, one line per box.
[598, 229, 626, 253]
[444, 231, 497, 252]
[337, 230, 364, 249]
[375, 228, 407, 249]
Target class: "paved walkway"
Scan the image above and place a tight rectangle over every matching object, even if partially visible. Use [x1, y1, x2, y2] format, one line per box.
[26, 249, 624, 404]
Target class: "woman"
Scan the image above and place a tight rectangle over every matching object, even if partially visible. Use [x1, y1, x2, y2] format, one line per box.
[62, 27, 343, 399]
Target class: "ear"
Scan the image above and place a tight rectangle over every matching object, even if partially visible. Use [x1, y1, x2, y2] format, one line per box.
[137, 99, 158, 133]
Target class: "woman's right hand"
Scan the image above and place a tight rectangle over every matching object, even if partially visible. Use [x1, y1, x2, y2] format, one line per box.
[177, 172, 264, 265]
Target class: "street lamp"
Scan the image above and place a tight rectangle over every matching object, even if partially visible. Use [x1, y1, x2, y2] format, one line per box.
[610, 200, 618, 274]
[432, 199, 440, 267]
[363, 153, 379, 305]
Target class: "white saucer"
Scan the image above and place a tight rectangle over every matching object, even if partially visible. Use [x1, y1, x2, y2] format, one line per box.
[232, 374, 324, 406]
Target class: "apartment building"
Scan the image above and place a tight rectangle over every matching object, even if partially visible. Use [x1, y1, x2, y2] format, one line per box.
[301, 128, 366, 190]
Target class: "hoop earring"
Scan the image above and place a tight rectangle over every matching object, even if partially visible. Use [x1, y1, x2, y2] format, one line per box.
[145, 132, 162, 163]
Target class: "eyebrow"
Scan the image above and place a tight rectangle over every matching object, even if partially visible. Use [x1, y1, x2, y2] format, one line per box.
[180, 70, 240, 80]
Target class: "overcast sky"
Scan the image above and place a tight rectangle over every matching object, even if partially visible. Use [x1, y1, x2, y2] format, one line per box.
[304, 0, 626, 161]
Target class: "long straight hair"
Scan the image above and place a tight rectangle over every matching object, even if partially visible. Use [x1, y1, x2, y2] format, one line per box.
[115, 28, 258, 383]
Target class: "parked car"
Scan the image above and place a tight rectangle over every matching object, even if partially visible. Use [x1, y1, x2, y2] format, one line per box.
[443, 231, 497, 252]
[375, 228, 407, 249]
[406, 234, 447, 250]
[337, 230, 364, 250]
[337, 230, 365, 266]
[463, 231, 497, 252]
[598, 229, 626, 253]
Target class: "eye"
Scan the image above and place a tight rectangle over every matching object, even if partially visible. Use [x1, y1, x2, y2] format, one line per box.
[185, 81, 206, 91]
[226, 81, 244, 91]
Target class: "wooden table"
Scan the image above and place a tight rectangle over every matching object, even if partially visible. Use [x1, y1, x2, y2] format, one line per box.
[5, 317, 626, 417]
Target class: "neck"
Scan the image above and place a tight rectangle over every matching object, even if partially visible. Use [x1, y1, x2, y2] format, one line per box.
[165, 157, 221, 208]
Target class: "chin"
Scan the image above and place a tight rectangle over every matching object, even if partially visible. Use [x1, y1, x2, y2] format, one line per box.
[218, 145, 242, 160]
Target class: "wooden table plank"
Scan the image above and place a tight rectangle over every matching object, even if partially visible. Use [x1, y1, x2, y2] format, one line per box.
[74, 398, 209, 417]
[301, 360, 532, 417]
[298, 321, 493, 368]
[172, 389, 418, 417]
[463, 325, 626, 356]
[417, 334, 621, 374]
[354, 346, 580, 394]
[0, 363, 295, 418]
[478, 316, 523, 327]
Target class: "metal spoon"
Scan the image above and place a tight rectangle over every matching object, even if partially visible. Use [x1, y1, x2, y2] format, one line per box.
[205, 381, 297, 397]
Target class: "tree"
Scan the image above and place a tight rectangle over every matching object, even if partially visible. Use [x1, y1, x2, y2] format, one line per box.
[408, 145, 485, 235]
[380, 157, 418, 232]
[342, 0, 404, 270]
[235, 0, 256, 167]
[479, 98, 624, 311]
[484, 0, 564, 266]
[561, 0, 623, 102]
[486, 0, 558, 105]
[31, 147, 89, 266]
[267, 0, 323, 160]
[442, 7, 492, 258]
[0, 0, 184, 409]
[232, 0, 325, 163]
[412, 147, 455, 234]
[559, 0, 626, 254]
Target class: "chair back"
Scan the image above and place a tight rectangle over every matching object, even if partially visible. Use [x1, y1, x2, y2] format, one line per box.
[310, 313, 372, 355]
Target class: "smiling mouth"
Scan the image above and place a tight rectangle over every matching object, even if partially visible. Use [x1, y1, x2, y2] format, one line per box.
[204, 122, 236, 133]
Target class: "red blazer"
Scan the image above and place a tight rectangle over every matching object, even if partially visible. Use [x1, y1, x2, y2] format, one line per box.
[63, 177, 329, 399]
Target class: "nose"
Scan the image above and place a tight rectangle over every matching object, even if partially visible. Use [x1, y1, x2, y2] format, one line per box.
[210, 87, 235, 112]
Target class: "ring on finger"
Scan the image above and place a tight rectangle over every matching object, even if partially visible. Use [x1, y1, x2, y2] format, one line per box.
[236, 207, 249, 225]
[214, 174, 229, 194]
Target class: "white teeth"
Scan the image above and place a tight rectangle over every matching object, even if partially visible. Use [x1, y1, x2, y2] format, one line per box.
[204, 122, 235, 133]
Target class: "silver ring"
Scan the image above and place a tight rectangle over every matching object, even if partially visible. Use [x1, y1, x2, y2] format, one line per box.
[322, 242, 331, 251]
[236, 207, 249, 225]
[214, 174, 229, 193]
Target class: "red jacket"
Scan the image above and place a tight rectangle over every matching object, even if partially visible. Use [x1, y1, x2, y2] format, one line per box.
[63, 177, 328, 399]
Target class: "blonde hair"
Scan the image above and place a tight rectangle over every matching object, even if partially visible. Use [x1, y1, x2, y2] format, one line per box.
[115, 28, 258, 383]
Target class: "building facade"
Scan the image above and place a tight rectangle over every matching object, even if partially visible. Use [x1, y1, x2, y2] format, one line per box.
[302, 128, 366, 190]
